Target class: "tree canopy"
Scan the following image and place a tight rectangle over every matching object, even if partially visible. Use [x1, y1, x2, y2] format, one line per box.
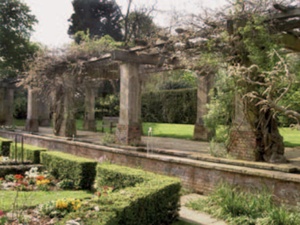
[68, 0, 123, 43]
[0, 0, 37, 79]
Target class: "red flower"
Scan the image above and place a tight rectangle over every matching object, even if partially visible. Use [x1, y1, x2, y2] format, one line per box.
[14, 174, 24, 180]
[0, 210, 4, 216]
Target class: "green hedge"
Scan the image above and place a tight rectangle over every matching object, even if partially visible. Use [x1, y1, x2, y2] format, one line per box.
[9, 143, 46, 163]
[142, 88, 197, 124]
[0, 137, 12, 157]
[61, 163, 181, 225]
[40, 151, 97, 190]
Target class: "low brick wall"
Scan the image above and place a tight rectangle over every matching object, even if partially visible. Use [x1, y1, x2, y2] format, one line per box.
[1, 130, 300, 205]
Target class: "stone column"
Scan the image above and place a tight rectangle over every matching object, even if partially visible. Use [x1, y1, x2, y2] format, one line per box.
[0, 84, 14, 126]
[38, 98, 51, 127]
[83, 82, 97, 131]
[193, 74, 214, 141]
[25, 87, 39, 132]
[116, 63, 142, 145]
[53, 74, 76, 137]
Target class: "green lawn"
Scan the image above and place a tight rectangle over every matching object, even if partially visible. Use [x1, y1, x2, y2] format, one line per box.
[0, 190, 93, 212]
[12, 119, 300, 146]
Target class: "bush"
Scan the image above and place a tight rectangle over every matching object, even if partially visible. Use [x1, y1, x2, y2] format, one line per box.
[9, 143, 46, 163]
[187, 183, 300, 225]
[0, 138, 12, 157]
[95, 163, 145, 190]
[142, 88, 197, 124]
[40, 151, 97, 190]
[61, 163, 181, 225]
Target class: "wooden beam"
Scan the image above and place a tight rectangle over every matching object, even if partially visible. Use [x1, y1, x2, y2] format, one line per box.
[111, 50, 161, 65]
[271, 8, 300, 20]
[281, 33, 300, 52]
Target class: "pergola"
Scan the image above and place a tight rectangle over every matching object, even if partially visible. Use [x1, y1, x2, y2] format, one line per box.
[1, 3, 300, 157]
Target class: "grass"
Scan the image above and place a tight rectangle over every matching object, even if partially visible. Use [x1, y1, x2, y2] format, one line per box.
[0, 190, 93, 212]
[279, 127, 300, 147]
[12, 119, 300, 146]
[187, 183, 300, 225]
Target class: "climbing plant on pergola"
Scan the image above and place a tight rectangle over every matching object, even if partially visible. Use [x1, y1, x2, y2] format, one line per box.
[23, 36, 121, 137]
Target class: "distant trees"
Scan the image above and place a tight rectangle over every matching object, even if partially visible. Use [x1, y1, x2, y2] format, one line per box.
[0, 0, 38, 78]
[68, 0, 123, 43]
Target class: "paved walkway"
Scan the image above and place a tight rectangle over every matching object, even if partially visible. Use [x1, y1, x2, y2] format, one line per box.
[180, 194, 226, 225]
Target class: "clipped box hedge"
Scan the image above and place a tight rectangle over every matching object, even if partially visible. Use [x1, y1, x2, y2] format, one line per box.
[0, 137, 12, 157]
[62, 163, 181, 225]
[9, 143, 46, 163]
[40, 151, 97, 190]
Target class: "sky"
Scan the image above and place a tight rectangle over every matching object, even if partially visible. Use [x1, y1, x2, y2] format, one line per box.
[23, 0, 227, 48]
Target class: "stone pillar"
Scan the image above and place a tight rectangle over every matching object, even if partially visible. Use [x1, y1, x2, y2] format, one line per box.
[38, 98, 51, 127]
[25, 87, 39, 132]
[193, 74, 214, 141]
[227, 94, 258, 161]
[83, 82, 96, 131]
[53, 74, 76, 137]
[116, 63, 142, 145]
[0, 84, 14, 126]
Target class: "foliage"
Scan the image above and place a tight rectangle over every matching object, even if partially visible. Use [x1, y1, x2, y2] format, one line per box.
[61, 163, 181, 225]
[95, 164, 145, 190]
[187, 183, 300, 225]
[143, 70, 197, 92]
[39, 198, 81, 218]
[13, 88, 27, 119]
[96, 94, 120, 118]
[193, 1, 300, 161]
[40, 151, 97, 190]
[142, 88, 197, 124]
[0, 138, 12, 157]
[0, 0, 38, 78]
[102, 133, 116, 145]
[68, 0, 123, 43]
[204, 70, 235, 143]
[125, 10, 157, 44]
[10, 143, 46, 164]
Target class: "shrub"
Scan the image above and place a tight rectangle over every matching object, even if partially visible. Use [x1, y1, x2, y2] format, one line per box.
[9, 143, 46, 163]
[61, 163, 181, 225]
[40, 151, 97, 190]
[142, 88, 197, 124]
[0, 138, 12, 157]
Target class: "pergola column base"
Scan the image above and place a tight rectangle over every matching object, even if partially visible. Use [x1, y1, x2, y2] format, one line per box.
[193, 124, 213, 141]
[25, 119, 39, 133]
[115, 124, 141, 145]
[39, 119, 51, 127]
[228, 130, 259, 161]
[83, 119, 97, 131]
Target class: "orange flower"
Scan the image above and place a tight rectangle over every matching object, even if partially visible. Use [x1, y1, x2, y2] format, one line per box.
[36, 175, 45, 181]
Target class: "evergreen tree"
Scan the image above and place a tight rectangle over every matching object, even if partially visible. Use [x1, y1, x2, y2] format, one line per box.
[0, 0, 37, 78]
[68, 0, 123, 43]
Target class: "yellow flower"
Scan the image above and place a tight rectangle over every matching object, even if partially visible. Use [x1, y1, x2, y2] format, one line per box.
[36, 179, 50, 186]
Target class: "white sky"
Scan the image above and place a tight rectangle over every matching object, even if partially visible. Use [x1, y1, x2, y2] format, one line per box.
[23, 0, 227, 48]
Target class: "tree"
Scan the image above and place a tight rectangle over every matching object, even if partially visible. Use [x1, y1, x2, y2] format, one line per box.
[189, 0, 300, 162]
[68, 0, 123, 43]
[0, 0, 37, 78]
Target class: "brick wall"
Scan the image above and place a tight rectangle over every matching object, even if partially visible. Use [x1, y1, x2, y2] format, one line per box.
[228, 130, 258, 161]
